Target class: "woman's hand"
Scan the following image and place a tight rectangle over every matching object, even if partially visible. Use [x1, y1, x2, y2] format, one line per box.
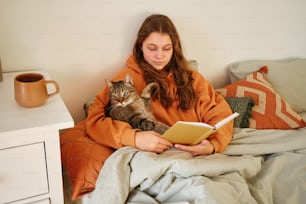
[135, 131, 173, 153]
[174, 140, 215, 156]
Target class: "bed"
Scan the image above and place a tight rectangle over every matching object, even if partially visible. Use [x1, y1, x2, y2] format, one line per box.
[61, 58, 306, 204]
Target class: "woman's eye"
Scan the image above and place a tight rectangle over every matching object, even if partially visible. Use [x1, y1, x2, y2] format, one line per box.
[146, 45, 172, 52]
[163, 46, 172, 51]
[148, 47, 156, 51]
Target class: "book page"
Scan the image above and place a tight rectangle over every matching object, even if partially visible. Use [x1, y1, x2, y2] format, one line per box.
[161, 122, 213, 145]
[214, 112, 240, 130]
[161, 112, 239, 145]
[176, 121, 213, 128]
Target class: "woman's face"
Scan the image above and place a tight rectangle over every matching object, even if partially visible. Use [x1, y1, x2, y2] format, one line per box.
[142, 32, 173, 70]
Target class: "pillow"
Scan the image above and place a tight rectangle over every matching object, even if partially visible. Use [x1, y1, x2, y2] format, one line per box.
[60, 120, 114, 199]
[228, 58, 306, 113]
[224, 97, 255, 128]
[216, 66, 306, 129]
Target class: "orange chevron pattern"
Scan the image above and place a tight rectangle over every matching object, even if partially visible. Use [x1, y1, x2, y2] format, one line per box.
[217, 68, 306, 129]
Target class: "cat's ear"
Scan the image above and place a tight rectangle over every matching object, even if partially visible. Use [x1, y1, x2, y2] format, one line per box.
[106, 80, 113, 89]
[125, 74, 134, 85]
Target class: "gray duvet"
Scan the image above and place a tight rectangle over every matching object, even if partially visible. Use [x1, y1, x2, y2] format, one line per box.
[88, 127, 306, 204]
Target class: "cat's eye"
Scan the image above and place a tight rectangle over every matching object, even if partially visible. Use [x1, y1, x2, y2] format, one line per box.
[112, 94, 119, 99]
[123, 91, 129, 98]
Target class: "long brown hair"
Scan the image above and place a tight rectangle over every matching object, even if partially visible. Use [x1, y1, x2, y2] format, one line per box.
[133, 14, 197, 111]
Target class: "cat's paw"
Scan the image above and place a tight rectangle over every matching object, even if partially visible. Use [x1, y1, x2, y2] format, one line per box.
[141, 120, 156, 131]
[141, 82, 159, 98]
[149, 82, 160, 93]
[154, 123, 169, 135]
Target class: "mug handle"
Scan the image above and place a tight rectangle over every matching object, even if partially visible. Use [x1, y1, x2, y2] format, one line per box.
[45, 80, 60, 98]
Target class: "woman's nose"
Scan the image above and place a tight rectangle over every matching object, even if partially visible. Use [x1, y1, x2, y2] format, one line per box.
[156, 49, 163, 58]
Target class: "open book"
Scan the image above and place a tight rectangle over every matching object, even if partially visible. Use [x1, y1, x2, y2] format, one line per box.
[161, 112, 239, 145]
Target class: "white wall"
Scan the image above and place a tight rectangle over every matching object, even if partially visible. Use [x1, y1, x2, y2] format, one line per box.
[1, 0, 305, 123]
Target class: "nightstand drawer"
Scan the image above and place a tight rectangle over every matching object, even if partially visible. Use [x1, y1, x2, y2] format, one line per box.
[31, 198, 50, 204]
[0, 142, 49, 203]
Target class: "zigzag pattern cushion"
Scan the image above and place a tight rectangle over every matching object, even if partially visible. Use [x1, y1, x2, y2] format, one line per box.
[216, 66, 306, 129]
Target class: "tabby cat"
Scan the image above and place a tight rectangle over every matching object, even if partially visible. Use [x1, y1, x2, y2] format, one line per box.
[105, 74, 169, 135]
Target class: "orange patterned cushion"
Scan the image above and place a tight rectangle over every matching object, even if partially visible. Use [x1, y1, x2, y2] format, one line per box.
[216, 67, 306, 129]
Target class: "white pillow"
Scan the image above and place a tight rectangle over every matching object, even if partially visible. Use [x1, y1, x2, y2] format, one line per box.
[228, 58, 306, 113]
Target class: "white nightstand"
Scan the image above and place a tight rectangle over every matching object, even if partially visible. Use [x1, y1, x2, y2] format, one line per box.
[0, 71, 74, 204]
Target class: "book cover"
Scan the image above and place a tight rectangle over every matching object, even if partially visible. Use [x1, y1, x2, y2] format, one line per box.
[161, 112, 239, 145]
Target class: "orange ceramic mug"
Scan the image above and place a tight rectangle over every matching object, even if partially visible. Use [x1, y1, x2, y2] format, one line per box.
[14, 73, 60, 107]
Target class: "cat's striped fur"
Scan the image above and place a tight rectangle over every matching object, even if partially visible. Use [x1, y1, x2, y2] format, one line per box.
[105, 74, 169, 134]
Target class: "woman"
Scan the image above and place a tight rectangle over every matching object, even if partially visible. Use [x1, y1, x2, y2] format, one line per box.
[86, 14, 233, 156]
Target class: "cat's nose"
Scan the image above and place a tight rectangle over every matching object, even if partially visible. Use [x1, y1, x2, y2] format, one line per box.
[118, 97, 124, 103]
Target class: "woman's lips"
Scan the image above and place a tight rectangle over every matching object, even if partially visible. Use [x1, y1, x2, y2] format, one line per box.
[154, 61, 164, 65]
